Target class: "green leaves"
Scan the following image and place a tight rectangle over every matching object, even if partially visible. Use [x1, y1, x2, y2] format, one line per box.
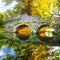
[2, 0, 13, 5]
[50, 49, 60, 60]
[2, 12, 7, 21]
[0, 28, 5, 35]
[0, 12, 7, 27]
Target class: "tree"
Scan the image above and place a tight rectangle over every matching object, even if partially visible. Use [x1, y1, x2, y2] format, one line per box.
[1, 0, 58, 21]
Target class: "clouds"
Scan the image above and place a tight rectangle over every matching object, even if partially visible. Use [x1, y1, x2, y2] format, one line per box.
[0, 0, 18, 13]
[0, 45, 17, 60]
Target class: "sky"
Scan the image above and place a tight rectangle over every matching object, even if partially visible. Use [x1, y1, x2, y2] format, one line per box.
[0, 0, 18, 13]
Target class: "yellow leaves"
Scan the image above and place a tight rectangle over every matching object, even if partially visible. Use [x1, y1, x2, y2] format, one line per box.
[24, 0, 58, 21]
[30, 45, 50, 60]
[50, 18, 56, 27]
[10, 10, 17, 17]
[24, 0, 29, 8]
[20, 44, 50, 60]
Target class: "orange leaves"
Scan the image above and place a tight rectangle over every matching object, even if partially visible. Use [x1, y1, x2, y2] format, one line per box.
[18, 27, 30, 36]
[16, 25, 30, 40]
